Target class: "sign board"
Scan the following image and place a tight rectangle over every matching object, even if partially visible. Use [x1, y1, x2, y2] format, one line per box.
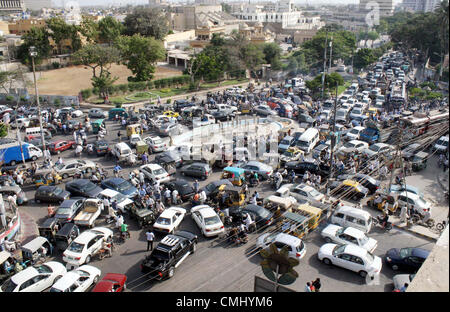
[254, 276, 296, 293]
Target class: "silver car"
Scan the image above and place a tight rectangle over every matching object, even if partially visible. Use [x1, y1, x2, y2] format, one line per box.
[54, 159, 96, 179]
[239, 161, 273, 180]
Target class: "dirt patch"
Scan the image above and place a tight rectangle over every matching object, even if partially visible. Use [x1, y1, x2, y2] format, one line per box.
[32, 64, 183, 96]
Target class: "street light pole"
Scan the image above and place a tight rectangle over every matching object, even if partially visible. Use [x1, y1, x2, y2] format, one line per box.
[321, 31, 328, 99]
[29, 46, 46, 153]
[329, 36, 333, 72]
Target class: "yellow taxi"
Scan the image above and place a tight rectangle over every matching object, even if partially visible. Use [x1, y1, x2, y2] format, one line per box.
[331, 179, 369, 201]
[163, 111, 180, 118]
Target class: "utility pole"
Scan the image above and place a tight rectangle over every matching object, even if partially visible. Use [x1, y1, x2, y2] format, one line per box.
[321, 31, 328, 99]
[29, 46, 46, 153]
[327, 82, 339, 196]
[329, 36, 333, 72]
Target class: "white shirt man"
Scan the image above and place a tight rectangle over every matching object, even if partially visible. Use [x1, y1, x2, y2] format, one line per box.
[164, 189, 171, 201]
[199, 190, 207, 203]
[172, 189, 179, 204]
[139, 172, 145, 185]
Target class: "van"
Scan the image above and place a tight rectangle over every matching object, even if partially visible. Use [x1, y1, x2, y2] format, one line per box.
[432, 135, 449, 154]
[111, 142, 133, 160]
[25, 127, 52, 139]
[331, 206, 373, 233]
[297, 128, 319, 154]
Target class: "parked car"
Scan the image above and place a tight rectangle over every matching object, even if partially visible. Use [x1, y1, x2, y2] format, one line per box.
[362, 143, 394, 159]
[318, 243, 382, 278]
[101, 178, 138, 199]
[321, 224, 378, 253]
[180, 162, 211, 180]
[0, 261, 66, 292]
[254, 105, 276, 117]
[396, 191, 431, 216]
[140, 231, 198, 280]
[139, 164, 170, 183]
[93, 140, 110, 156]
[256, 232, 306, 259]
[153, 207, 187, 234]
[63, 227, 113, 269]
[91, 273, 127, 292]
[49, 265, 101, 292]
[191, 205, 225, 237]
[162, 180, 195, 202]
[48, 140, 76, 154]
[54, 198, 85, 223]
[385, 247, 430, 272]
[88, 108, 107, 119]
[66, 179, 103, 198]
[157, 123, 181, 137]
[54, 159, 96, 179]
[34, 186, 70, 204]
[239, 161, 273, 180]
[144, 136, 167, 153]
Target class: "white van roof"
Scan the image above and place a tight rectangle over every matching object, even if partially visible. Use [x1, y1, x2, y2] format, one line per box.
[336, 205, 371, 218]
[299, 128, 318, 142]
[115, 142, 131, 150]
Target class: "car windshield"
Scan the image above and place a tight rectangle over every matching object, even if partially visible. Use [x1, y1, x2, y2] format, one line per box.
[344, 142, 356, 148]
[156, 217, 171, 225]
[252, 207, 270, 219]
[204, 215, 221, 226]
[36, 264, 52, 274]
[280, 140, 290, 145]
[1, 279, 18, 292]
[399, 248, 413, 258]
[337, 111, 346, 117]
[283, 151, 295, 157]
[117, 181, 131, 192]
[332, 244, 346, 256]
[67, 242, 84, 253]
[264, 233, 278, 243]
[365, 251, 374, 263]
[369, 145, 381, 152]
[55, 163, 65, 170]
[112, 193, 127, 203]
[153, 168, 166, 176]
[80, 182, 96, 192]
[53, 188, 63, 195]
[153, 138, 163, 145]
[350, 129, 359, 135]
[152, 249, 170, 261]
[56, 208, 71, 215]
[297, 141, 309, 147]
[308, 189, 321, 198]
[359, 235, 369, 246]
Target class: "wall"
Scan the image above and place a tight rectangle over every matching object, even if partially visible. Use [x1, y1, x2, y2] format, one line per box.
[8, 18, 46, 35]
[293, 29, 319, 44]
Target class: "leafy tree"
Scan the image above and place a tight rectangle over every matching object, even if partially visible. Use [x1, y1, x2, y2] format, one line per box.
[79, 16, 99, 43]
[221, 2, 231, 13]
[98, 16, 125, 45]
[192, 52, 224, 82]
[47, 17, 81, 54]
[353, 48, 377, 69]
[17, 27, 51, 66]
[116, 34, 165, 82]
[305, 73, 344, 98]
[0, 123, 8, 138]
[0, 71, 19, 93]
[72, 44, 121, 79]
[92, 72, 118, 101]
[124, 8, 169, 40]
[262, 42, 282, 69]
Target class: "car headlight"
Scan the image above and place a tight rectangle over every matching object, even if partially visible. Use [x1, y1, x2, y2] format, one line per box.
[386, 257, 391, 262]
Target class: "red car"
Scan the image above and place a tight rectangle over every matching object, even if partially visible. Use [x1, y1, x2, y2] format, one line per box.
[91, 273, 127, 292]
[48, 140, 76, 154]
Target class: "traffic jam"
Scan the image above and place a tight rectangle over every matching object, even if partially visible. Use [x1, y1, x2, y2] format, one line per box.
[0, 50, 448, 293]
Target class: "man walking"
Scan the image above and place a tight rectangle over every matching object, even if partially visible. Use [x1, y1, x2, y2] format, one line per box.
[312, 278, 321, 292]
[146, 230, 155, 251]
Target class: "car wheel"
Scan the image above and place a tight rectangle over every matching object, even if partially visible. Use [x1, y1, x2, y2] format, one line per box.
[391, 264, 399, 271]
[324, 237, 332, 243]
[86, 168, 92, 173]
[191, 243, 197, 254]
[10, 160, 16, 166]
[35, 198, 41, 204]
[168, 266, 175, 279]
[85, 255, 91, 264]
[322, 258, 331, 265]
[32, 156, 37, 161]
[359, 270, 368, 278]
[57, 150, 60, 154]
[93, 275, 99, 284]
[62, 174, 68, 179]
[71, 144, 76, 149]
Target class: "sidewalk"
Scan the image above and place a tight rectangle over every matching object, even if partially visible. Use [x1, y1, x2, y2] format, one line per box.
[390, 215, 440, 241]
[437, 170, 449, 192]
[16, 210, 39, 244]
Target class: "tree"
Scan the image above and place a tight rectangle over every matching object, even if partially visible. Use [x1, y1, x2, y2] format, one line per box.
[192, 52, 224, 82]
[72, 44, 121, 79]
[262, 42, 282, 66]
[353, 48, 377, 69]
[92, 71, 118, 100]
[0, 123, 8, 138]
[124, 8, 169, 40]
[221, 2, 231, 13]
[116, 34, 165, 82]
[79, 16, 99, 43]
[17, 27, 51, 66]
[0, 71, 19, 93]
[47, 17, 81, 54]
[98, 16, 125, 45]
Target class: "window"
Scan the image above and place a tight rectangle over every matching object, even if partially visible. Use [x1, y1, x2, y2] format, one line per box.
[335, 213, 344, 219]
[339, 253, 352, 261]
[352, 256, 364, 265]
[357, 218, 366, 226]
[346, 216, 356, 223]
[19, 279, 34, 291]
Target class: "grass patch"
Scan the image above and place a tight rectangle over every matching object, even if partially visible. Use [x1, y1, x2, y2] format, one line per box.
[337, 81, 352, 95]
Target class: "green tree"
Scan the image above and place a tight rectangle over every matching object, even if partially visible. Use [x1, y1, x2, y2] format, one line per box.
[72, 44, 121, 79]
[92, 72, 118, 101]
[17, 27, 51, 66]
[0, 123, 8, 138]
[124, 8, 169, 40]
[116, 34, 165, 82]
[262, 42, 282, 69]
[79, 16, 99, 43]
[221, 2, 232, 13]
[192, 52, 224, 82]
[353, 48, 377, 69]
[47, 17, 81, 54]
[98, 16, 125, 45]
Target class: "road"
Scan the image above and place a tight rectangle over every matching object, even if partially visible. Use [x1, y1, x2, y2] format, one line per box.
[17, 116, 440, 292]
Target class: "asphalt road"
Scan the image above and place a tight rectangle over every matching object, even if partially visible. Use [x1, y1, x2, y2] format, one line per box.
[18, 117, 439, 292]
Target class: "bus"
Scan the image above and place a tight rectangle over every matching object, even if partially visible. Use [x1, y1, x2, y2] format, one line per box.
[399, 111, 449, 136]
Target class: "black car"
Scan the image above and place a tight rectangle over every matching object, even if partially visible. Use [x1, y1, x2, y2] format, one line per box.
[35, 186, 70, 204]
[385, 247, 430, 272]
[65, 179, 103, 198]
[54, 198, 85, 223]
[93, 140, 110, 156]
[155, 151, 183, 168]
[179, 162, 211, 180]
[141, 231, 198, 280]
[284, 161, 330, 178]
[174, 100, 195, 112]
[163, 180, 195, 202]
[211, 110, 232, 122]
[200, 179, 233, 198]
[228, 204, 274, 230]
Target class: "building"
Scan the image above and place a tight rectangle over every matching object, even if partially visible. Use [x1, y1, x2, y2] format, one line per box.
[0, 0, 25, 14]
[8, 18, 46, 35]
[238, 22, 275, 44]
[401, 0, 441, 12]
[359, 0, 394, 16]
[23, 0, 52, 11]
[167, 5, 224, 31]
[293, 28, 319, 44]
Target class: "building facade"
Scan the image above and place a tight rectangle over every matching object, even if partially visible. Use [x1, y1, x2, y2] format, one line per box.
[0, 0, 25, 14]
[401, 0, 441, 12]
[8, 17, 45, 35]
[359, 0, 394, 16]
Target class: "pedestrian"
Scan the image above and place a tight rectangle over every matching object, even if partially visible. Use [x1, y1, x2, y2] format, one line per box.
[305, 282, 313, 292]
[146, 230, 155, 251]
[193, 179, 200, 193]
[117, 131, 122, 142]
[312, 278, 321, 292]
[400, 283, 408, 292]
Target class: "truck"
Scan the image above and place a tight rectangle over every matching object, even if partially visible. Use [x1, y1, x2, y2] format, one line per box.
[359, 121, 380, 144]
[0, 142, 43, 166]
[73, 199, 103, 228]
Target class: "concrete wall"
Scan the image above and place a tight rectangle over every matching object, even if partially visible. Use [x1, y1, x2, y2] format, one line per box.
[407, 225, 449, 292]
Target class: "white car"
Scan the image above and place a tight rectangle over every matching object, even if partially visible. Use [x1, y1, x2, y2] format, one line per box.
[396, 191, 432, 216]
[0, 261, 66, 292]
[63, 227, 113, 269]
[276, 183, 324, 204]
[71, 110, 84, 118]
[129, 134, 142, 147]
[256, 232, 306, 259]
[344, 126, 365, 141]
[139, 164, 170, 183]
[338, 140, 369, 156]
[191, 205, 225, 237]
[50, 265, 101, 292]
[97, 189, 134, 213]
[144, 136, 167, 153]
[321, 224, 378, 253]
[318, 243, 382, 278]
[153, 207, 186, 234]
[54, 159, 96, 179]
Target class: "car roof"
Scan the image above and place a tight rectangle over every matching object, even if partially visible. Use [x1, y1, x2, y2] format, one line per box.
[103, 177, 126, 184]
[343, 227, 365, 239]
[11, 266, 39, 284]
[99, 188, 119, 197]
[274, 233, 301, 246]
[142, 164, 163, 170]
[74, 231, 98, 244]
[411, 248, 430, 259]
[52, 271, 81, 290]
[344, 244, 370, 257]
[398, 191, 420, 199]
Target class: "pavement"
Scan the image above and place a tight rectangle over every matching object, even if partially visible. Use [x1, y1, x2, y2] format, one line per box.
[16, 209, 39, 245]
[437, 169, 449, 192]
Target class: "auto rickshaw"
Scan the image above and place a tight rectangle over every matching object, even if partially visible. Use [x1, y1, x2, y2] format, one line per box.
[54, 223, 80, 251]
[91, 119, 105, 134]
[291, 203, 323, 232]
[411, 151, 428, 171]
[129, 202, 156, 228]
[20, 236, 53, 265]
[279, 211, 309, 239]
[38, 217, 62, 244]
[135, 141, 149, 156]
[219, 185, 246, 207]
[33, 170, 62, 187]
[367, 192, 398, 214]
[221, 167, 246, 186]
[1, 251, 19, 283]
[263, 195, 296, 212]
[126, 124, 142, 138]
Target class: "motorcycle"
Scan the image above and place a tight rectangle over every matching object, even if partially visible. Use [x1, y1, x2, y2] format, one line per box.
[372, 215, 393, 231]
[409, 213, 435, 228]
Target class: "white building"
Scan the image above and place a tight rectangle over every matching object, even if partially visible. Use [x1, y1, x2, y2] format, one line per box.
[401, 0, 441, 12]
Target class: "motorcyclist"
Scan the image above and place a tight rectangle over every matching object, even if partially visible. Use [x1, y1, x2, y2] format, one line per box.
[381, 212, 389, 228]
[275, 171, 283, 189]
[101, 239, 112, 257]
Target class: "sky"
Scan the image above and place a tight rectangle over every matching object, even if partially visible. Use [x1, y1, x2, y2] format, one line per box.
[52, 0, 402, 8]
